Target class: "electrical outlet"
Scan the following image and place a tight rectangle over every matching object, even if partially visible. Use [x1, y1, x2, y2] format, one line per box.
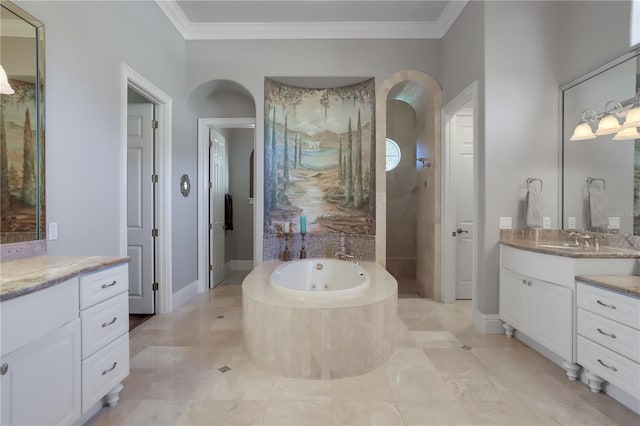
[499, 217, 512, 229]
[568, 217, 576, 229]
[543, 217, 551, 229]
[608, 217, 620, 230]
[48, 222, 58, 240]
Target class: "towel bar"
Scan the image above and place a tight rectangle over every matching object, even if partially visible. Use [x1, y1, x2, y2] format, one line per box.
[526, 177, 542, 192]
[586, 177, 606, 190]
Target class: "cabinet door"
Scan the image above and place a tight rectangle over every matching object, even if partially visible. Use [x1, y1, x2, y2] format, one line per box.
[1, 319, 81, 426]
[499, 267, 529, 331]
[530, 279, 573, 360]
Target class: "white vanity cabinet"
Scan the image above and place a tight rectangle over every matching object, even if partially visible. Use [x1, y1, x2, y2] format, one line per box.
[499, 244, 636, 380]
[0, 279, 82, 426]
[576, 282, 640, 405]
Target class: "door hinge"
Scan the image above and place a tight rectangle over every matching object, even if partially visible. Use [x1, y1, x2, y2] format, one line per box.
[209, 139, 212, 148]
[152, 228, 158, 238]
[209, 264, 213, 271]
[209, 223, 213, 230]
[152, 282, 159, 291]
[209, 182, 212, 189]
[151, 174, 158, 183]
[151, 120, 159, 129]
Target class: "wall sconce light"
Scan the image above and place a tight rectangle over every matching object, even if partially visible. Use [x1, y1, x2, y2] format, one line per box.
[571, 90, 640, 141]
[0, 65, 15, 95]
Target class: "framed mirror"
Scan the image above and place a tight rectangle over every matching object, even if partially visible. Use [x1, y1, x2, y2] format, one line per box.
[0, 0, 45, 243]
[561, 48, 639, 235]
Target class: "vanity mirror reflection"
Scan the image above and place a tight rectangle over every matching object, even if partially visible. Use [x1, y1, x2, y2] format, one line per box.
[562, 48, 639, 236]
[0, 0, 45, 243]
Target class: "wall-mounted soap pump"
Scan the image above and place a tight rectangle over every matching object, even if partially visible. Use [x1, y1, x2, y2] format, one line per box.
[417, 157, 432, 168]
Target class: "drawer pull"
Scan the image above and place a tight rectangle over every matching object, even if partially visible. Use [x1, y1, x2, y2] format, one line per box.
[101, 362, 118, 376]
[597, 359, 618, 372]
[596, 328, 616, 339]
[102, 317, 118, 328]
[1, 363, 8, 375]
[596, 300, 616, 309]
[101, 280, 117, 289]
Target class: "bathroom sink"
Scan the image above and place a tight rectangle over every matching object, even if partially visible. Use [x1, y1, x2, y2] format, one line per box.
[537, 243, 585, 250]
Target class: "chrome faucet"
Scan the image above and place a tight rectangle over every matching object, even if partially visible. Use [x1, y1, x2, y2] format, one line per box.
[570, 231, 591, 247]
[334, 232, 359, 263]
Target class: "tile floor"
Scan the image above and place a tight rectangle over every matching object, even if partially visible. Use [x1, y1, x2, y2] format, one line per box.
[87, 271, 639, 425]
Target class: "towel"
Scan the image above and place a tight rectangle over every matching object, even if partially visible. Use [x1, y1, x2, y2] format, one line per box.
[526, 187, 543, 227]
[588, 187, 609, 229]
[224, 193, 233, 230]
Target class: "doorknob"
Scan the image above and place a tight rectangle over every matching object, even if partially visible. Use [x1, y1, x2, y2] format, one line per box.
[456, 228, 469, 234]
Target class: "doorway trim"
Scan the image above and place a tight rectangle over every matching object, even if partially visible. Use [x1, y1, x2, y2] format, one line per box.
[120, 63, 173, 314]
[441, 81, 478, 308]
[197, 117, 256, 293]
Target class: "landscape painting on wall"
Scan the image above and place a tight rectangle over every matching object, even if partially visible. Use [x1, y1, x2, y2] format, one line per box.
[264, 78, 376, 235]
[1, 79, 41, 235]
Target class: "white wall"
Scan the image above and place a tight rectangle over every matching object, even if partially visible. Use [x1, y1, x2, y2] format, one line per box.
[16, 1, 196, 293]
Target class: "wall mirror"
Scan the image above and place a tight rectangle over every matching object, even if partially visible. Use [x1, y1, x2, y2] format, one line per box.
[0, 0, 45, 243]
[561, 48, 640, 235]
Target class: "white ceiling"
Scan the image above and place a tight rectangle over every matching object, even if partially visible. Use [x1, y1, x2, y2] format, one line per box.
[155, 0, 468, 40]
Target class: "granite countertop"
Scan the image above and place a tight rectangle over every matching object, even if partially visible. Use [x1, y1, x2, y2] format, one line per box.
[575, 275, 640, 298]
[0, 256, 130, 302]
[500, 239, 640, 259]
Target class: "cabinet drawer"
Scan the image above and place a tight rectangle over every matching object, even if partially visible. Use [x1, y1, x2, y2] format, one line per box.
[79, 264, 128, 309]
[1, 278, 79, 356]
[577, 283, 639, 330]
[578, 308, 640, 363]
[81, 292, 129, 359]
[577, 335, 640, 398]
[81, 332, 129, 413]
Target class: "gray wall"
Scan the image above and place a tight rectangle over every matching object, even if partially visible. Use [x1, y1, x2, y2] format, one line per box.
[16, 1, 197, 294]
[226, 128, 255, 262]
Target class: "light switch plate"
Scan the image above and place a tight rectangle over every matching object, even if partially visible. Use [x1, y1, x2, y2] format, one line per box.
[608, 217, 620, 230]
[499, 217, 512, 229]
[568, 217, 576, 229]
[48, 222, 58, 240]
[543, 217, 551, 229]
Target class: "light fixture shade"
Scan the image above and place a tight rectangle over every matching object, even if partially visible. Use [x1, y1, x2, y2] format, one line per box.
[622, 105, 640, 128]
[0, 65, 15, 95]
[570, 122, 596, 141]
[595, 114, 622, 135]
[612, 126, 640, 140]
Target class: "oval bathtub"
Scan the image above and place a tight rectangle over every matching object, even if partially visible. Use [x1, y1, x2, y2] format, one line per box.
[243, 260, 397, 379]
[270, 258, 369, 298]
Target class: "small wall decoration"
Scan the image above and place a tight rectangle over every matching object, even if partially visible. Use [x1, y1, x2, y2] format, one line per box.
[180, 174, 190, 197]
[263, 78, 376, 235]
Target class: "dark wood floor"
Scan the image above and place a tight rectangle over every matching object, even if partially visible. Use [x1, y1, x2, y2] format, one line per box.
[129, 314, 153, 332]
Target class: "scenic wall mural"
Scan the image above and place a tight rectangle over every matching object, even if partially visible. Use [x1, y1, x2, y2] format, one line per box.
[264, 78, 376, 235]
[1, 79, 41, 236]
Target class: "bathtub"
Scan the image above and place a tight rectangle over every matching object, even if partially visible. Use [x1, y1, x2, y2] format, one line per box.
[270, 258, 370, 298]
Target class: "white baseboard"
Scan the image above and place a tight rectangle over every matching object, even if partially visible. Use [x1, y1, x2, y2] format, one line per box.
[227, 260, 254, 271]
[172, 280, 198, 310]
[473, 310, 504, 334]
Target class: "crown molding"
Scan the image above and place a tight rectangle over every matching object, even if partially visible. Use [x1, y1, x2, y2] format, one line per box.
[154, 0, 468, 40]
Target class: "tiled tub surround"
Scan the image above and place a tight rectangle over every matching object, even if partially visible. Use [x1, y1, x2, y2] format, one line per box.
[242, 260, 397, 379]
[262, 232, 375, 262]
[0, 255, 131, 301]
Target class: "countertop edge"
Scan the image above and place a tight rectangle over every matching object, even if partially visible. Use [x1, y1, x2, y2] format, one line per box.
[575, 275, 640, 299]
[500, 240, 640, 258]
[0, 256, 130, 302]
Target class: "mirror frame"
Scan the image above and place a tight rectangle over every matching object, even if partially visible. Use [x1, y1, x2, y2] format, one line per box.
[559, 47, 640, 232]
[0, 0, 45, 243]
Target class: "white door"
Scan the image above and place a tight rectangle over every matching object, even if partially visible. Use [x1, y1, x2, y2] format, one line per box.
[127, 103, 156, 313]
[210, 129, 226, 288]
[453, 111, 474, 300]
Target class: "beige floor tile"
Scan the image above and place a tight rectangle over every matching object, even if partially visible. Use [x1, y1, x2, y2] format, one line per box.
[439, 369, 516, 403]
[454, 327, 524, 348]
[186, 400, 267, 426]
[423, 347, 489, 374]
[471, 347, 556, 378]
[385, 368, 457, 402]
[85, 397, 144, 426]
[123, 368, 219, 401]
[461, 401, 544, 426]
[527, 401, 619, 426]
[210, 306, 244, 331]
[210, 365, 276, 400]
[412, 331, 461, 348]
[397, 400, 475, 426]
[262, 401, 333, 426]
[500, 373, 585, 404]
[331, 371, 395, 401]
[271, 376, 332, 401]
[120, 399, 195, 425]
[333, 401, 404, 426]
[401, 317, 446, 331]
[383, 348, 436, 373]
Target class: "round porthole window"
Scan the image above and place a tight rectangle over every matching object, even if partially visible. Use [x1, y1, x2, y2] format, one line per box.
[386, 138, 401, 172]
